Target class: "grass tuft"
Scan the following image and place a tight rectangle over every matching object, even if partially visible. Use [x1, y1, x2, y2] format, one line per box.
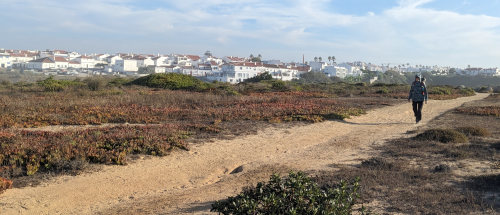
[454, 126, 490, 137]
[414, 129, 469, 143]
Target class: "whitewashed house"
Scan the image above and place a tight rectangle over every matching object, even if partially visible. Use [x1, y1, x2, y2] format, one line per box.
[27, 57, 55, 70]
[309, 61, 328, 72]
[0, 53, 12, 68]
[75, 56, 96, 69]
[152, 56, 169, 66]
[106, 55, 122, 66]
[114, 58, 138, 73]
[68, 61, 81, 69]
[53, 56, 69, 69]
[324, 66, 348, 78]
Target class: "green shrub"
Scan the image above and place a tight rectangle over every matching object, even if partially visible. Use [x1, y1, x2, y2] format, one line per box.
[211, 171, 363, 215]
[271, 80, 289, 91]
[376, 87, 389, 94]
[244, 72, 273, 83]
[429, 86, 452, 95]
[108, 77, 131, 87]
[414, 129, 468, 143]
[37, 77, 83, 92]
[84, 77, 107, 91]
[458, 87, 475, 96]
[129, 73, 210, 91]
[454, 127, 490, 137]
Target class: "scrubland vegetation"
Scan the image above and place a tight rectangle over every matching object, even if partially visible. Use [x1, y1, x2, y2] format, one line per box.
[0, 73, 479, 202]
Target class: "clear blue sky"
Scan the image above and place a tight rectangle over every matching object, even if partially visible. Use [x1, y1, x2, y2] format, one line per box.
[1, 0, 500, 67]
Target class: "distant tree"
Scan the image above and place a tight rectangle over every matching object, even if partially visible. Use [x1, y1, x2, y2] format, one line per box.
[297, 71, 332, 83]
[318, 57, 322, 62]
[331, 56, 336, 64]
[204, 50, 212, 57]
[249, 54, 254, 59]
[328, 56, 332, 63]
[244, 72, 272, 83]
[314, 57, 318, 62]
[138, 66, 155, 74]
[448, 68, 456, 75]
[257, 54, 262, 59]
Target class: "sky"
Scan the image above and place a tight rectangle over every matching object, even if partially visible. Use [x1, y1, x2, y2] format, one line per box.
[1, 0, 500, 68]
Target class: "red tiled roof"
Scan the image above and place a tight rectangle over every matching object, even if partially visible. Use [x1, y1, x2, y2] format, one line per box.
[30, 57, 54, 63]
[132, 55, 146, 60]
[185, 55, 200, 61]
[54, 56, 68, 62]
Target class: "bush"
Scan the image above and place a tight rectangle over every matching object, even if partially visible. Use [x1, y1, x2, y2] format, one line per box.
[376, 87, 389, 94]
[458, 87, 475, 96]
[84, 77, 107, 91]
[108, 77, 131, 87]
[211, 171, 363, 215]
[244, 72, 273, 83]
[271, 80, 289, 91]
[454, 126, 490, 137]
[129, 73, 210, 91]
[429, 86, 452, 95]
[414, 129, 468, 143]
[0, 177, 12, 193]
[476, 86, 493, 93]
[298, 72, 332, 84]
[37, 76, 83, 92]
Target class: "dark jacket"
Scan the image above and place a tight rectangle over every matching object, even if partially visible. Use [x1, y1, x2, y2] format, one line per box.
[408, 81, 428, 102]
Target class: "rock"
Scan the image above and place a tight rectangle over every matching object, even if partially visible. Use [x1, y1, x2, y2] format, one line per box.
[230, 165, 244, 174]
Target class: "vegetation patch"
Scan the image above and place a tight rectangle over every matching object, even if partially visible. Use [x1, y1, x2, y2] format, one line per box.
[456, 106, 500, 117]
[0, 124, 198, 179]
[455, 126, 490, 137]
[129, 73, 210, 91]
[211, 171, 365, 215]
[414, 128, 468, 143]
[0, 177, 13, 193]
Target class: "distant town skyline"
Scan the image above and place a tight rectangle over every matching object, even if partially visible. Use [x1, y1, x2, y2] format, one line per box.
[1, 0, 500, 68]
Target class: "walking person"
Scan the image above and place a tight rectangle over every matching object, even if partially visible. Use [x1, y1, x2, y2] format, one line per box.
[408, 75, 428, 123]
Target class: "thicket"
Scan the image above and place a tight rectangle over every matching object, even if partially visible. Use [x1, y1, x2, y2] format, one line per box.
[211, 171, 366, 215]
[129, 73, 210, 91]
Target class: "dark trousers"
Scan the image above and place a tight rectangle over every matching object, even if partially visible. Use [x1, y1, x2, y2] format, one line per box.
[412, 101, 424, 122]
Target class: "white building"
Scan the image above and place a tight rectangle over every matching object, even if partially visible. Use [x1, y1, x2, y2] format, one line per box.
[75, 56, 96, 69]
[324, 66, 348, 78]
[0, 53, 12, 68]
[309, 61, 328, 72]
[154, 65, 177, 73]
[53, 56, 69, 69]
[106, 55, 122, 66]
[152, 56, 169, 66]
[114, 58, 138, 73]
[68, 61, 81, 69]
[26, 57, 55, 70]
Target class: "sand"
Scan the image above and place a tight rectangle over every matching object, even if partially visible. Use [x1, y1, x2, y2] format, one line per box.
[0, 93, 489, 215]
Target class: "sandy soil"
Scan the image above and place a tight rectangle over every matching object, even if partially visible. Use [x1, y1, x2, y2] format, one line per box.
[0, 93, 489, 215]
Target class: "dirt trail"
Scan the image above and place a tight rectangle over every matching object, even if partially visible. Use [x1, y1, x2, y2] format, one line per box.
[0, 93, 489, 215]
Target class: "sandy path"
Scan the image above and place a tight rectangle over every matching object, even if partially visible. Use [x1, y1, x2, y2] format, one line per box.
[0, 93, 489, 215]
